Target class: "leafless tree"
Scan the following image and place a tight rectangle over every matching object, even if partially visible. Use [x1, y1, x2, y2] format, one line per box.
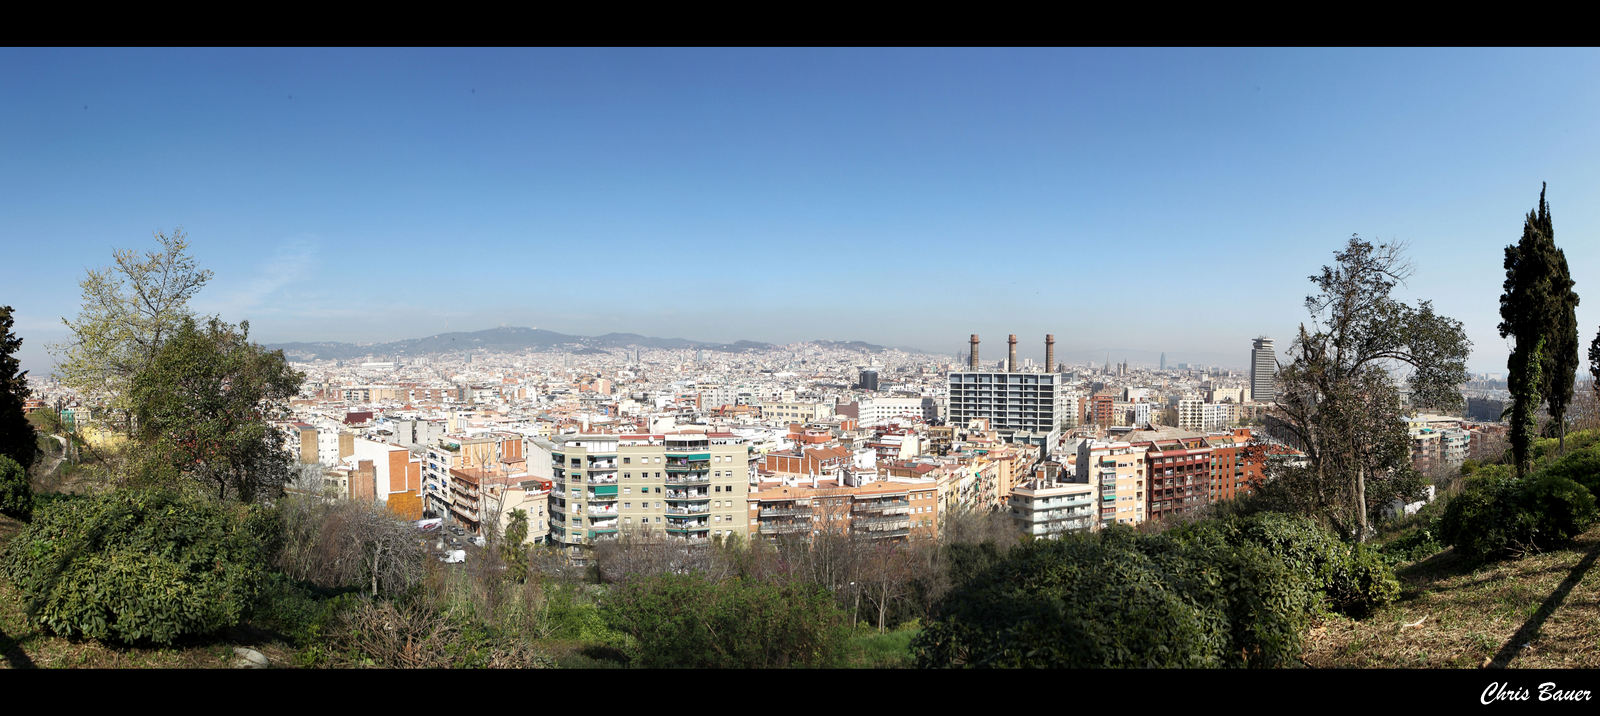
[275, 495, 424, 598]
[857, 540, 912, 633]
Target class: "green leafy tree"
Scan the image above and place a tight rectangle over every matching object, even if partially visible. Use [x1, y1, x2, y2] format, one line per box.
[0, 306, 39, 471]
[51, 229, 212, 435]
[128, 316, 303, 502]
[1270, 237, 1470, 541]
[0, 455, 31, 521]
[600, 573, 849, 668]
[1501, 185, 1579, 469]
[0, 489, 277, 645]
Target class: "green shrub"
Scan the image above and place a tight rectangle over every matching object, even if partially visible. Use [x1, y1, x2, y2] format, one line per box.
[914, 536, 1229, 668]
[914, 513, 1401, 669]
[601, 573, 849, 668]
[1439, 472, 1597, 562]
[0, 455, 30, 521]
[1377, 521, 1445, 564]
[0, 489, 274, 644]
[1541, 445, 1600, 498]
[1440, 474, 1521, 562]
[1520, 472, 1599, 544]
[1325, 544, 1401, 617]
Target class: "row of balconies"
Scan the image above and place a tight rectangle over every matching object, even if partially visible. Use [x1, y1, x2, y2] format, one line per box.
[758, 523, 811, 535]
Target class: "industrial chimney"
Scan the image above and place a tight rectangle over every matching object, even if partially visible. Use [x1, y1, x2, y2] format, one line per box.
[1045, 334, 1055, 374]
[969, 334, 980, 370]
[1008, 334, 1018, 373]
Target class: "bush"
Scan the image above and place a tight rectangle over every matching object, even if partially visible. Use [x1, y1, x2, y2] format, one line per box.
[0, 455, 30, 521]
[1440, 472, 1598, 563]
[913, 512, 1401, 669]
[601, 573, 849, 668]
[1541, 445, 1600, 499]
[0, 489, 274, 644]
[1377, 521, 1445, 564]
[914, 537, 1225, 668]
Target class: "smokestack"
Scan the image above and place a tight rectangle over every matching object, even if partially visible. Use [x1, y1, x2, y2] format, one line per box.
[1045, 334, 1055, 374]
[969, 334, 980, 370]
[1008, 334, 1018, 373]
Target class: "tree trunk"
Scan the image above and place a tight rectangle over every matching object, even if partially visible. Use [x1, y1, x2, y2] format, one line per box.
[1559, 420, 1567, 456]
[1355, 464, 1368, 543]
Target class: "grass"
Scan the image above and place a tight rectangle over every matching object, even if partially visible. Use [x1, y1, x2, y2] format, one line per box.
[841, 625, 920, 668]
[1302, 524, 1600, 668]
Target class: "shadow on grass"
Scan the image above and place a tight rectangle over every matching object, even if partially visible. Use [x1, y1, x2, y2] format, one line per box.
[1486, 537, 1600, 669]
[0, 625, 36, 669]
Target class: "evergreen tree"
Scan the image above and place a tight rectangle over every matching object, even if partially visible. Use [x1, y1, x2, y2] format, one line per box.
[1530, 186, 1580, 454]
[0, 306, 40, 470]
[128, 316, 303, 502]
[1499, 184, 1568, 474]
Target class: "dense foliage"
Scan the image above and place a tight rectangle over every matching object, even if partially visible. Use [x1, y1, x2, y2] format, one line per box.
[128, 316, 303, 502]
[0, 306, 39, 471]
[600, 572, 849, 668]
[0, 489, 277, 644]
[913, 513, 1398, 668]
[0, 455, 31, 521]
[1501, 184, 1580, 469]
[1439, 471, 1598, 563]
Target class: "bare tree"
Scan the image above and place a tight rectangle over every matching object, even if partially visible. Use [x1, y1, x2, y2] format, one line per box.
[276, 495, 424, 597]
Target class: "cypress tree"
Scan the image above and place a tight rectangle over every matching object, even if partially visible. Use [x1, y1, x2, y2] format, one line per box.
[1499, 185, 1560, 477]
[1533, 186, 1580, 455]
[0, 305, 40, 470]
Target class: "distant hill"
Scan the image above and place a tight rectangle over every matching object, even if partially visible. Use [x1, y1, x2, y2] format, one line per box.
[265, 326, 778, 362]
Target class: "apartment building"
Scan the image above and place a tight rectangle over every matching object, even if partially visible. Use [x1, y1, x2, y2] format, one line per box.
[1138, 437, 1214, 522]
[1008, 478, 1097, 537]
[746, 479, 938, 542]
[1078, 439, 1145, 527]
[551, 432, 751, 552]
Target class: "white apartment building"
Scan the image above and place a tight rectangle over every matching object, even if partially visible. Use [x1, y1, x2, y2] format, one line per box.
[1008, 479, 1097, 537]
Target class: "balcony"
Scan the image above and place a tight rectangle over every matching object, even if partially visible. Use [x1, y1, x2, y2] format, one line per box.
[666, 460, 710, 472]
[759, 507, 810, 518]
[852, 499, 911, 513]
[665, 475, 711, 486]
[758, 522, 810, 535]
[587, 506, 618, 517]
[665, 491, 710, 501]
[864, 528, 911, 539]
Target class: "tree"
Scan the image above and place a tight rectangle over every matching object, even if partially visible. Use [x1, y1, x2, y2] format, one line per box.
[52, 229, 212, 435]
[503, 508, 531, 584]
[1590, 328, 1600, 412]
[128, 316, 303, 502]
[0, 306, 39, 471]
[1270, 237, 1470, 542]
[1501, 185, 1579, 468]
[0, 456, 31, 521]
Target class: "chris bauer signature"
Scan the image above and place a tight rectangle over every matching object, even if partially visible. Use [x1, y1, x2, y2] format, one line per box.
[1482, 682, 1592, 704]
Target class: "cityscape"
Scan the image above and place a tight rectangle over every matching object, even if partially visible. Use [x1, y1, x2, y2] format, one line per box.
[2, 48, 1600, 684]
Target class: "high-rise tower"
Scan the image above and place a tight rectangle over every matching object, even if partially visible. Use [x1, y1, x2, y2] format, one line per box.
[1251, 337, 1277, 403]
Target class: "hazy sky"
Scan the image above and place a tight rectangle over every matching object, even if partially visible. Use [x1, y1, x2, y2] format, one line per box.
[5, 47, 1599, 376]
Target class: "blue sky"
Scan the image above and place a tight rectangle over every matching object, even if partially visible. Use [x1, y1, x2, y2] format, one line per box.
[4, 47, 1599, 376]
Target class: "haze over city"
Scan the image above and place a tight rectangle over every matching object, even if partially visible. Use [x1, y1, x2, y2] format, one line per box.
[6, 47, 1600, 375]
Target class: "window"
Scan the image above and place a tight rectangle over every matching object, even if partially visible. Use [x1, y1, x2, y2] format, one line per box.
[624, 488, 631, 495]
[623, 457, 631, 464]
[624, 502, 631, 509]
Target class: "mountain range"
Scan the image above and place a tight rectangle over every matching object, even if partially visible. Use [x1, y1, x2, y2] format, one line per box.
[264, 326, 900, 362]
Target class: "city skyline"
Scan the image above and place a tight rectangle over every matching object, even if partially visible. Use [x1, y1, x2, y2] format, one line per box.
[7, 47, 1600, 377]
